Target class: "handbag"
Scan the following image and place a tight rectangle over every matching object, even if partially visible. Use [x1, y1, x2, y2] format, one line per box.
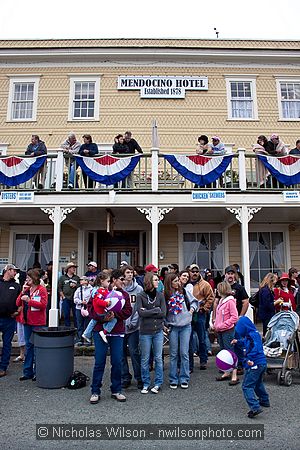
[67, 371, 90, 389]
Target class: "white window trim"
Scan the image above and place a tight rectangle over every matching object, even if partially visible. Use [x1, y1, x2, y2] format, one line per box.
[276, 78, 300, 121]
[178, 224, 226, 271]
[68, 75, 100, 121]
[225, 76, 258, 121]
[7, 76, 40, 122]
[248, 224, 290, 273]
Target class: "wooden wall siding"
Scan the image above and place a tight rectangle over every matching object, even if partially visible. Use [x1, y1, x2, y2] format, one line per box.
[60, 225, 78, 260]
[289, 228, 300, 269]
[228, 224, 241, 268]
[1, 65, 300, 153]
[158, 225, 178, 267]
[0, 229, 10, 258]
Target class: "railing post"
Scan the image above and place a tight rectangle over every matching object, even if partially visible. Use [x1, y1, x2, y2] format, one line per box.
[238, 148, 247, 191]
[151, 147, 159, 191]
[55, 150, 64, 191]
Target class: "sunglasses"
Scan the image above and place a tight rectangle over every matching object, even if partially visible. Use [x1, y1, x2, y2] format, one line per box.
[191, 270, 199, 273]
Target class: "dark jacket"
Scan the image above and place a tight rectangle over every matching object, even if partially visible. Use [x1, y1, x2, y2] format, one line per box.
[58, 274, 80, 300]
[79, 142, 98, 157]
[125, 138, 143, 154]
[112, 143, 130, 154]
[0, 277, 21, 317]
[235, 317, 266, 367]
[137, 289, 166, 335]
[92, 288, 132, 334]
[258, 286, 275, 322]
[25, 141, 47, 156]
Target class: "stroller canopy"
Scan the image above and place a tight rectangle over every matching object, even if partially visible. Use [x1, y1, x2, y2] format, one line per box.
[264, 311, 299, 354]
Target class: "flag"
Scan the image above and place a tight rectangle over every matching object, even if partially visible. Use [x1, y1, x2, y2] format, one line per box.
[258, 154, 300, 186]
[163, 154, 234, 186]
[74, 154, 141, 185]
[0, 155, 47, 187]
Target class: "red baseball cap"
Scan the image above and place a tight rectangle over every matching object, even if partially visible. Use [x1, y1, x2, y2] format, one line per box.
[145, 264, 159, 273]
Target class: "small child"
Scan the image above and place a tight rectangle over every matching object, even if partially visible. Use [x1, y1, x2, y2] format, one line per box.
[232, 317, 270, 418]
[82, 272, 112, 344]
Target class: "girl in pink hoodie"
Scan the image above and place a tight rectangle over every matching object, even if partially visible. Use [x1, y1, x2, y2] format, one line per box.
[212, 281, 239, 384]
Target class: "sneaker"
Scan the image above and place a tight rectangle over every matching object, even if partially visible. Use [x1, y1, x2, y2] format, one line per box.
[259, 402, 270, 408]
[180, 382, 189, 389]
[150, 385, 161, 394]
[68, 183, 74, 189]
[90, 394, 100, 404]
[0, 370, 7, 378]
[13, 356, 25, 362]
[247, 409, 263, 419]
[122, 380, 132, 389]
[19, 375, 33, 381]
[141, 386, 150, 394]
[82, 334, 91, 343]
[99, 331, 108, 344]
[111, 393, 126, 402]
[200, 365, 207, 370]
[169, 383, 178, 389]
[137, 381, 143, 390]
[207, 351, 213, 357]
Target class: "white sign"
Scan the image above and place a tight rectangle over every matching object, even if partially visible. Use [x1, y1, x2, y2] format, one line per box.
[283, 191, 300, 202]
[0, 191, 34, 203]
[118, 76, 208, 99]
[191, 191, 227, 202]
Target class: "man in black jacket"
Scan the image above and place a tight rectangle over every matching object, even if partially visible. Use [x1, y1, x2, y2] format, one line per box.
[124, 131, 143, 154]
[0, 264, 21, 377]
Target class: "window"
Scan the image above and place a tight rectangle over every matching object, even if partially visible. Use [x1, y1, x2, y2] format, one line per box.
[68, 76, 100, 120]
[277, 80, 300, 119]
[225, 77, 257, 120]
[7, 76, 40, 121]
[249, 231, 285, 289]
[182, 232, 223, 277]
[14, 233, 53, 271]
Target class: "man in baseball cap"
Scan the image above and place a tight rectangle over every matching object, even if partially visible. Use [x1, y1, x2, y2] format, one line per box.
[85, 261, 100, 285]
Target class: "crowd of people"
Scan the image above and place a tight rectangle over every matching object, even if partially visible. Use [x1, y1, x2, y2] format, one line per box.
[1, 259, 299, 417]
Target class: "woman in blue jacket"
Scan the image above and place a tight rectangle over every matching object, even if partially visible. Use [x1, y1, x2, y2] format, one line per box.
[258, 273, 277, 337]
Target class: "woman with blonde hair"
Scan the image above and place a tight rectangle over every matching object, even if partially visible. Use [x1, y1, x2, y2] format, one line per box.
[258, 272, 277, 337]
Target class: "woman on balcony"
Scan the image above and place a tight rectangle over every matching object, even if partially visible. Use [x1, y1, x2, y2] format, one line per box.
[79, 134, 98, 188]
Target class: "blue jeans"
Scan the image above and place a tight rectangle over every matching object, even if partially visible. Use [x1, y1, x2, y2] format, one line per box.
[242, 364, 269, 411]
[84, 317, 117, 340]
[121, 330, 141, 383]
[195, 312, 207, 365]
[0, 317, 16, 372]
[23, 324, 44, 378]
[217, 329, 235, 351]
[91, 332, 123, 395]
[169, 324, 191, 384]
[62, 298, 77, 328]
[140, 330, 163, 388]
[75, 309, 89, 341]
[69, 162, 76, 187]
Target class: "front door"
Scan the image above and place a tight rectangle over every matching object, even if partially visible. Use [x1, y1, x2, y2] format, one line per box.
[102, 248, 138, 269]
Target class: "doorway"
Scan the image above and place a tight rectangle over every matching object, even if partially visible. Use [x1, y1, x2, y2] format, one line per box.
[98, 230, 140, 269]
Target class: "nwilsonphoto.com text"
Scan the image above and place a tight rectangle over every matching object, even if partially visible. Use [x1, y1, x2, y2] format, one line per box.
[36, 424, 264, 441]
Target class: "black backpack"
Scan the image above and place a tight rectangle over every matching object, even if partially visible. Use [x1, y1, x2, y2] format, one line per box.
[67, 371, 90, 389]
[249, 290, 260, 308]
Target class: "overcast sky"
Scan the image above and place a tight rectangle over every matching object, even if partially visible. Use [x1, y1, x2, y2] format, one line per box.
[1, 0, 299, 41]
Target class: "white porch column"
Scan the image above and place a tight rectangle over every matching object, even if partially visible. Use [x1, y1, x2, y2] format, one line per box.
[237, 148, 247, 191]
[41, 206, 76, 327]
[227, 206, 261, 294]
[151, 147, 159, 192]
[55, 149, 64, 192]
[137, 207, 173, 267]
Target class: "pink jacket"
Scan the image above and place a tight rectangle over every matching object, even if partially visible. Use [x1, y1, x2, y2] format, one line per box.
[214, 295, 238, 333]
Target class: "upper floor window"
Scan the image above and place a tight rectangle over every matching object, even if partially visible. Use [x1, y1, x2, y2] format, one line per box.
[277, 80, 300, 119]
[7, 76, 40, 121]
[68, 76, 100, 121]
[225, 77, 258, 120]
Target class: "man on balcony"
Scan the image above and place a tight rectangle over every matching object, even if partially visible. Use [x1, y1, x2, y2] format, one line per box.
[60, 132, 81, 188]
[206, 136, 226, 155]
[124, 131, 143, 154]
[289, 139, 300, 155]
[25, 135, 47, 189]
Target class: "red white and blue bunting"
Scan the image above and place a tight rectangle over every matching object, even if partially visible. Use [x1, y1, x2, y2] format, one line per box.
[258, 154, 300, 186]
[163, 154, 234, 186]
[74, 154, 141, 185]
[0, 155, 47, 187]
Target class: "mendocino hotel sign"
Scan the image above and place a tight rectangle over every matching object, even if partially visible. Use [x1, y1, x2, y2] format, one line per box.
[117, 76, 208, 98]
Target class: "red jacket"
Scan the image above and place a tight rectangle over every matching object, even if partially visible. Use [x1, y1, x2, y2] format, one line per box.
[16, 285, 48, 326]
[92, 289, 132, 334]
[274, 287, 296, 312]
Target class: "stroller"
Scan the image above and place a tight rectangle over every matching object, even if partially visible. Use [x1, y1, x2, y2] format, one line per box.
[263, 311, 300, 386]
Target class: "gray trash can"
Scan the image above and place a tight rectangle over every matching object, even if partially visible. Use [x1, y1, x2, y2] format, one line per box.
[33, 326, 76, 389]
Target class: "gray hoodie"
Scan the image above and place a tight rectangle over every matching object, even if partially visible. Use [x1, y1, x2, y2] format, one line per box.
[166, 289, 198, 327]
[124, 279, 144, 334]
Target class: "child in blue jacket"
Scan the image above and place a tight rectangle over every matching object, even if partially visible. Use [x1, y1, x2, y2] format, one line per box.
[232, 317, 270, 418]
